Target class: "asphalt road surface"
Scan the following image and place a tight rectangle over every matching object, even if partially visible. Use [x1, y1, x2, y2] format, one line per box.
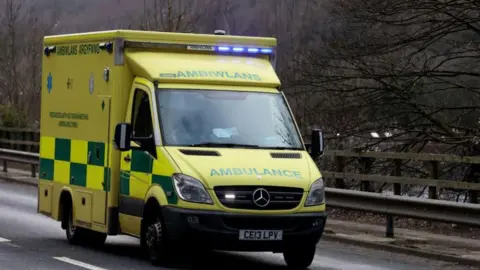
[0, 179, 473, 270]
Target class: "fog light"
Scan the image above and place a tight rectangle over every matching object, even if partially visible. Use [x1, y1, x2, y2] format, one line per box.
[312, 218, 323, 227]
[187, 216, 199, 224]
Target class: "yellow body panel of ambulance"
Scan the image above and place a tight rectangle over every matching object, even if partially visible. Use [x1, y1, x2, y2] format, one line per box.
[37, 29, 327, 268]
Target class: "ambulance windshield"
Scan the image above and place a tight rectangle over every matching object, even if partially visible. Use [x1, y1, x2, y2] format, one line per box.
[156, 89, 304, 150]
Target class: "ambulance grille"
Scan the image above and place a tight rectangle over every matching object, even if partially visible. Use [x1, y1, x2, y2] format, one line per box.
[214, 186, 304, 210]
[179, 149, 220, 156]
[270, 152, 301, 159]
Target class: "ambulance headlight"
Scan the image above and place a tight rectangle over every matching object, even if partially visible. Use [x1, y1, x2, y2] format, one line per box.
[305, 178, 325, 206]
[172, 173, 213, 204]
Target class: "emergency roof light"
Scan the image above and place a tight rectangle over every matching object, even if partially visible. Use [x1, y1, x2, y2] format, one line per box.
[184, 44, 273, 55]
[209, 29, 273, 54]
[185, 44, 274, 55]
[215, 46, 273, 54]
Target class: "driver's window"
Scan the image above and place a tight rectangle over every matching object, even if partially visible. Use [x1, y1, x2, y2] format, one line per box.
[131, 89, 153, 138]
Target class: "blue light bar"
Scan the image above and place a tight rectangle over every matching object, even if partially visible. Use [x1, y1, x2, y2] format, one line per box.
[218, 46, 230, 52]
[215, 46, 273, 54]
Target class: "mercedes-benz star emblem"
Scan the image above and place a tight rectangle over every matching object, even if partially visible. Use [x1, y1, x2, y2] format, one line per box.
[252, 188, 270, 207]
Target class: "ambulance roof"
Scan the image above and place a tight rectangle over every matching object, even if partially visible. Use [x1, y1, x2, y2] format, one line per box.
[44, 29, 277, 48]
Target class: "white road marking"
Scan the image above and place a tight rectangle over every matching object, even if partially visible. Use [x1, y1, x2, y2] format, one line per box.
[0, 237, 11, 243]
[53, 257, 108, 270]
[234, 251, 390, 270]
[5, 242, 21, 248]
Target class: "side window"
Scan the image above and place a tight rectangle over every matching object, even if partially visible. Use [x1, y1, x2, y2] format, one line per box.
[131, 89, 153, 138]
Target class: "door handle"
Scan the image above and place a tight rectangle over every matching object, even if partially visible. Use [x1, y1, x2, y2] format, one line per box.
[124, 155, 131, 162]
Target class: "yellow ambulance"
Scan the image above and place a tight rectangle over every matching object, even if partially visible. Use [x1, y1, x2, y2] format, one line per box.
[37, 29, 327, 269]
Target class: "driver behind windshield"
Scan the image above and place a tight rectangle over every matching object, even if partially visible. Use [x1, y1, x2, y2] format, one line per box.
[176, 113, 213, 145]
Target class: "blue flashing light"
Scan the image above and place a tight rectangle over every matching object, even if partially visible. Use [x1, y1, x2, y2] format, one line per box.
[215, 46, 273, 54]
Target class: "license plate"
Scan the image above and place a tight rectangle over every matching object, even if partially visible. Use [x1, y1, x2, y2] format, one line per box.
[239, 230, 283, 241]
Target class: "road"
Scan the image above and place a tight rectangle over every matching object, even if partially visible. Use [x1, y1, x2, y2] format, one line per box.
[0, 179, 473, 270]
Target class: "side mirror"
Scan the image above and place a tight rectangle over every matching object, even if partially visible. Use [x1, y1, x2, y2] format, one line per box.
[310, 129, 324, 158]
[114, 123, 132, 152]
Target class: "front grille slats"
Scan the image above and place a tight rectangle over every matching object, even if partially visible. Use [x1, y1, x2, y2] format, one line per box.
[269, 200, 299, 204]
[220, 199, 251, 203]
[270, 191, 299, 196]
[218, 199, 299, 205]
[216, 190, 251, 196]
[214, 186, 304, 210]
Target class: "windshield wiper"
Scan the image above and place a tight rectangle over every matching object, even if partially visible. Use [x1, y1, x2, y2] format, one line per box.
[189, 142, 261, 149]
[188, 142, 303, 150]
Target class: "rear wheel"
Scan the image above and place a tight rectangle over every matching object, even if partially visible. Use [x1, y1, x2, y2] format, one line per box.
[65, 205, 86, 245]
[283, 243, 316, 270]
[64, 202, 107, 247]
[84, 230, 107, 247]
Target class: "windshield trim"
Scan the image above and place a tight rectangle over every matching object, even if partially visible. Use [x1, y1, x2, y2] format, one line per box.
[166, 143, 305, 151]
[154, 88, 306, 151]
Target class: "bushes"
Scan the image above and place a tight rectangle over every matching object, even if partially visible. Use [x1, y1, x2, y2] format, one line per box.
[0, 104, 29, 128]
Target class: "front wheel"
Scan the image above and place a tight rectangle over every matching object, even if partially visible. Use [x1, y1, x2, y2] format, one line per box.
[145, 217, 175, 266]
[283, 243, 316, 270]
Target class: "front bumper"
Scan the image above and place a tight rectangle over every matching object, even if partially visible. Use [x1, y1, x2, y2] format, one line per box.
[161, 206, 327, 252]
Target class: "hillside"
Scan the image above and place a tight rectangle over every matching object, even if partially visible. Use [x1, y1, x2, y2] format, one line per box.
[1, 0, 479, 162]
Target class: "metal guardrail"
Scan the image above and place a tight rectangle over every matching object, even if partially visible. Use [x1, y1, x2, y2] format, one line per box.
[326, 188, 480, 227]
[327, 188, 480, 238]
[0, 148, 39, 177]
[1, 148, 480, 238]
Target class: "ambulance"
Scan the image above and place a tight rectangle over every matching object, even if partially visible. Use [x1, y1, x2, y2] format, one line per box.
[37, 29, 327, 269]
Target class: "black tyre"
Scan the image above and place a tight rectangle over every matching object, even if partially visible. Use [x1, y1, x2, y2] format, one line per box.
[283, 244, 316, 270]
[65, 204, 106, 247]
[65, 206, 86, 245]
[145, 216, 174, 266]
[84, 230, 107, 247]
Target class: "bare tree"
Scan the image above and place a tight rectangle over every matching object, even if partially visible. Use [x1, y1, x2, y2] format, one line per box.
[0, 0, 58, 127]
[297, 0, 480, 150]
[293, 0, 480, 200]
[140, 0, 214, 32]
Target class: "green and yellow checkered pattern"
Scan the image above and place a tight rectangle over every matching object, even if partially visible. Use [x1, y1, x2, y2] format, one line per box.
[39, 136, 110, 192]
[119, 149, 178, 204]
